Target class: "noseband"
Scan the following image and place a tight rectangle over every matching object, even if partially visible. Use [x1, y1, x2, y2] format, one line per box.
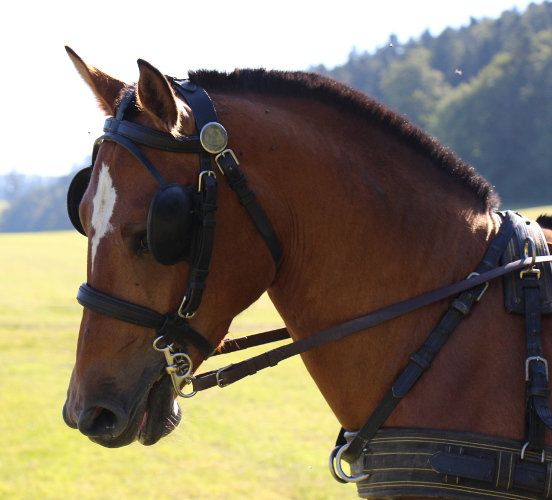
[70, 77, 281, 394]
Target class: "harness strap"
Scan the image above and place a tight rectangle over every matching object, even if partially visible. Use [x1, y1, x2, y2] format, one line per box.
[76, 283, 215, 359]
[177, 173, 218, 318]
[216, 151, 282, 265]
[192, 252, 552, 392]
[339, 210, 518, 464]
[525, 274, 552, 452]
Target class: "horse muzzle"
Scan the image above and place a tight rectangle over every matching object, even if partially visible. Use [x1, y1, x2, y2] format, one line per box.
[62, 373, 182, 447]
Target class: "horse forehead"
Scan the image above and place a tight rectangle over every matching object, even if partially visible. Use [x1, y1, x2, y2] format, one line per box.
[90, 163, 117, 271]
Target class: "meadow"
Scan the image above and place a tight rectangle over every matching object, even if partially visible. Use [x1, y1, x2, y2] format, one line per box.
[0, 231, 355, 500]
[1, 206, 550, 500]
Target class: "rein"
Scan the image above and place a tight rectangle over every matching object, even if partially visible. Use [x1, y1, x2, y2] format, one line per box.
[78, 244, 552, 392]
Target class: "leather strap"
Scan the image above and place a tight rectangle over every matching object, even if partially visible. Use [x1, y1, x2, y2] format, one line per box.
[103, 117, 204, 153]
[214, 328, 291, 356]
[192, 253, 552, 392]
[76, 283, 215, 359]
[216, 151, 282, 265]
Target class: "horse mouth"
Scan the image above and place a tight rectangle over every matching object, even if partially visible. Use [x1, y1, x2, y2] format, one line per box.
[87, 374, 182, 448]
[137, 376, 182, 446]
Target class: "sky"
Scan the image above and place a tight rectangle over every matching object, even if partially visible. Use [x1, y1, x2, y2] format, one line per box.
[1, 0, 539, 177]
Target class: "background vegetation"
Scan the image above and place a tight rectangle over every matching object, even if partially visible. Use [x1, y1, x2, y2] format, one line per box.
[314, 1, 552, 208]
[3, 3, 552, 232]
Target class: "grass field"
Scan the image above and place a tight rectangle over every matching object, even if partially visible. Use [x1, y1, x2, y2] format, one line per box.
[0, 231, 354, 500]
[1, 205, 550, 500]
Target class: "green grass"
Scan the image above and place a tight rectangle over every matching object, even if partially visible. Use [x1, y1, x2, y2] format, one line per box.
[513, 205, 552, 220]
[0, 231, 353, 500]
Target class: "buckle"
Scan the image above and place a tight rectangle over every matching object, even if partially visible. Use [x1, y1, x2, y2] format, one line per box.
[467, 272, 489, 301]
[525, 356, 549, 382]
[198, 170, 216, 193]
[177, 295, 196, 319]
[215, 149, 240, 175]
[520, 237, 541, 279]
[521, 442, 546, 463]
[216, 364, 234, 388]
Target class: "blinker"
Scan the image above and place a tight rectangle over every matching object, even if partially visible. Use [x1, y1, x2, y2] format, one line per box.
[200, 122, 228, 154]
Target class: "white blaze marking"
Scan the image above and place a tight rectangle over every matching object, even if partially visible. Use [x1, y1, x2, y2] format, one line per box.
[90, 163, 117, 272]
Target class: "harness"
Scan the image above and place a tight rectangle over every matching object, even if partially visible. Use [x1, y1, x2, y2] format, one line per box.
[68, 79, 552, 498]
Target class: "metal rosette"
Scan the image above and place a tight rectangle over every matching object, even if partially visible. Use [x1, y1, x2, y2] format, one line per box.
[200, 122, 228, 154]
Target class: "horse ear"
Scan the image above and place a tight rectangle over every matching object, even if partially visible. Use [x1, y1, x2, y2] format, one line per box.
[65, 46, 126, 116]
[136, 59, 195, 137]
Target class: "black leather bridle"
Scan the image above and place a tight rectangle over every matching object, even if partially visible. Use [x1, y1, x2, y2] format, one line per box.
[75, 78, 281, 362]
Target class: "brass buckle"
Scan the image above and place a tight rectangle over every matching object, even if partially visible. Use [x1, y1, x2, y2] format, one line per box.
[520, 237, 541, 279]
[215, 149, 240, 175]
[177, 295, 196, 319]
[198, 170, 216, 193]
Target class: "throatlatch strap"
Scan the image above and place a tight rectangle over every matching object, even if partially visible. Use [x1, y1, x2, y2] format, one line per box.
[216, 152, 282, 265]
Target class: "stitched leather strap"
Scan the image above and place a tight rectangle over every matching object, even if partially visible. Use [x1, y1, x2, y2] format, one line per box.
[76, 284, 215, 359]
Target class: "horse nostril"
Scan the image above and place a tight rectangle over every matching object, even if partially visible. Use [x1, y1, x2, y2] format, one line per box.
[77, 405, 126, 439]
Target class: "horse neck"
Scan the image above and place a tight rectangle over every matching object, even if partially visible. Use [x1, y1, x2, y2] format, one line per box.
[235, 96, 500, 431]
[257, 100, 496, 340]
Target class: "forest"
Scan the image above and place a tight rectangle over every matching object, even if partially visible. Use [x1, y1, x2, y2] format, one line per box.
[2, 1, 552, 231]
[313, 1, 552, 207]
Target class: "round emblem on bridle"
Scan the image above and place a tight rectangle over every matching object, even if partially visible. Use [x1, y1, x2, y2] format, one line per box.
[200, 122, 228, 154]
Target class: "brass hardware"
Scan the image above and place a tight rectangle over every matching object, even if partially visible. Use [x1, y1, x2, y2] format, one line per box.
[215, 149, 240, 175]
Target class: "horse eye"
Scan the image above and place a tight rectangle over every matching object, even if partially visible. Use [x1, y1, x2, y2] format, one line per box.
[137, 232, 149, 254]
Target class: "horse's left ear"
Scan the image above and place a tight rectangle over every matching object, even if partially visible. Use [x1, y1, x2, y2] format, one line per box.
[65, 46, 126, 116]
[136, 59, 195, 137]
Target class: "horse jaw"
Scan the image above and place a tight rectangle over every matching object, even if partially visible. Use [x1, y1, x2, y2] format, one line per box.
[136, 58, 196, 137]
[65, 46, 127, 116]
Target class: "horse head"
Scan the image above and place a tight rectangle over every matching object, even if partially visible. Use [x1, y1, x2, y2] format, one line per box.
[62, 48, 277, 447]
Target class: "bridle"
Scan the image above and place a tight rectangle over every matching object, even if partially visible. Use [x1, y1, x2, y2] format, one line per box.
[71, 77, 282, 393]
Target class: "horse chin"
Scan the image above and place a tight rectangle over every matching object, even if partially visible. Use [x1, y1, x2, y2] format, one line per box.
[137, 376, 182, 446]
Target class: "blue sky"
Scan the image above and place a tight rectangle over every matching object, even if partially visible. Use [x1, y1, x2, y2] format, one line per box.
[1, 0, 538, 176]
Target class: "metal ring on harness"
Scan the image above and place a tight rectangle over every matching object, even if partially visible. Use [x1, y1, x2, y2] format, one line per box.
[328, 443, 370, 483]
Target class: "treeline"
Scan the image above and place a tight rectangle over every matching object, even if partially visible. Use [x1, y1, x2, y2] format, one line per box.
[313, 1, 552, 207]
[0, 171, 78, 232]
[2, 3, 552, 232]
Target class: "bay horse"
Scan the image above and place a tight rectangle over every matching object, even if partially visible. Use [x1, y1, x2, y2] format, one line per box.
[62, 46, 552, 499]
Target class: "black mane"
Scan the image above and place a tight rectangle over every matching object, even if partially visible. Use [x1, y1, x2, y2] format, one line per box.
[189, 68, 498, 208]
